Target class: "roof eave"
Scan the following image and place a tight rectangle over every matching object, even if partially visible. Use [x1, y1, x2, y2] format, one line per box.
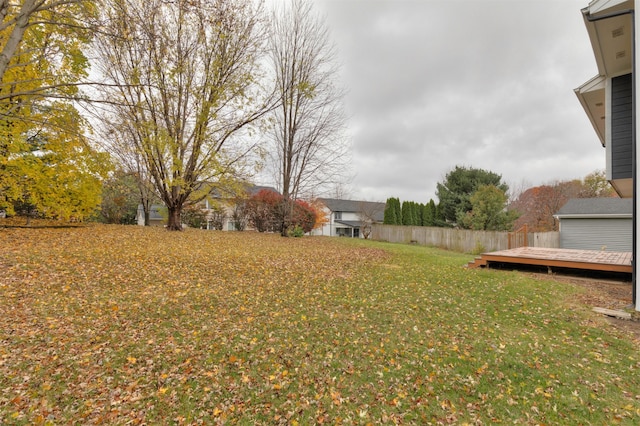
[575, 75, 607, 146]
[555, 213, 631, 219]
[581, 1, 633, 77]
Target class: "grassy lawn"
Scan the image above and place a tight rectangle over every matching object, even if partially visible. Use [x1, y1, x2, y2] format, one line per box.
[1, 225, 640, 424]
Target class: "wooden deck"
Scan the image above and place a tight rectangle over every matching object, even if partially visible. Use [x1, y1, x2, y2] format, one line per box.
[468, 247, 632, 274]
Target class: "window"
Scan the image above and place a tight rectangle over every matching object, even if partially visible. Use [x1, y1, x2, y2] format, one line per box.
[335, 211, 342, 220]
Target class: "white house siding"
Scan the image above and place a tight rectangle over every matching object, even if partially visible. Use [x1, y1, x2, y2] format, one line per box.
[310, 206, 332, 236]
[312, 209, 362, 237]
[310, 198, 386, 238]
[560, 218, 631, 252]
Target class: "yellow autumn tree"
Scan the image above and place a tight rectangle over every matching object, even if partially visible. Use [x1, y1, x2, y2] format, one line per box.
[0, 0, 108, 220]
[1, 101, 109, 220]
[0, 0, 95, 98]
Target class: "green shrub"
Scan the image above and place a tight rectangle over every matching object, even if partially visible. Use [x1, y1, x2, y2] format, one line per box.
[288, 225, 304, 237]
[472, 240, 485, 255]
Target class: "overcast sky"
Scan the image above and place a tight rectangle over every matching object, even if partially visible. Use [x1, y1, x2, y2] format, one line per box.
[310, 0, 603, 203]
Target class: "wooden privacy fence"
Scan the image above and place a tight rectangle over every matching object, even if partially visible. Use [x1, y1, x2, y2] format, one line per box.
[371, 224, 559, 254]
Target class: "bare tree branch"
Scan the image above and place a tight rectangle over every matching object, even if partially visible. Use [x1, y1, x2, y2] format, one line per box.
[268, 0, 350, 204]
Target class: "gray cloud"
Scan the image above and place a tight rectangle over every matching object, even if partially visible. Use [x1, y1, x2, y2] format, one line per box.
[314, 0, 603, 202]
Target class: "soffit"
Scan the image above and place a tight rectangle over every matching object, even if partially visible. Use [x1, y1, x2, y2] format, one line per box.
[582, 0, 633, 77]
[611, 177, 633, 198]
[575, 75, 606, 146]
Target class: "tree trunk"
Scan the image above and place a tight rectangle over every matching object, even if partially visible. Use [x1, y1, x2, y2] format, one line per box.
[280, 197, 292, 237]
[0, 0, 34, 84]
[167, 206, 182, 231]
[140, 198, 151, 226]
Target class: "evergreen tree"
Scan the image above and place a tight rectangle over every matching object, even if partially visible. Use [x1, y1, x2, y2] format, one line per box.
[383, 198, 397, 225]
[409, 203, 415, 226]
[423, 200, 436, 226]
[392, 198, 402, 224]
[403, 201, 410, 226]
[436, 165, 507, 225]
[435, 202, 448, 227]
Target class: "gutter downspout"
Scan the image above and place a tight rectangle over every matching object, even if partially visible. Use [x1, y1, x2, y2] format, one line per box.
[583, 8, 637, 308]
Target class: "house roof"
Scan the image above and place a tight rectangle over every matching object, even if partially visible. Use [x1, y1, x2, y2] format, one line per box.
[317, 198, 386, 222]
[209, 183, 280, 199]
[247, 185, 279, 196]
[574, 75, 606, 146]
[554, 198, 631, 218]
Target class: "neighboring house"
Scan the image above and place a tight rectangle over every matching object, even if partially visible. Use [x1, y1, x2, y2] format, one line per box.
[198, 197, 233, 230]
[311, 198, 385, 238]
[554, 198, 631, 252]
[135, 185, 279, 229]
[136, 204, 166, 227]
[200, 184, 280, 231]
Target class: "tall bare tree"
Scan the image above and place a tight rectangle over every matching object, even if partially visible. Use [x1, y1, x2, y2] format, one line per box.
[92, 0, 274, 230]
[268, 0, 349, 221]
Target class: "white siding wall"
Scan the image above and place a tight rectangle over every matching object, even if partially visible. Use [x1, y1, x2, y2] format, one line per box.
[341, 212, 360, 221]
[310, 209, 361, 237]
[311, 207, 333, 236]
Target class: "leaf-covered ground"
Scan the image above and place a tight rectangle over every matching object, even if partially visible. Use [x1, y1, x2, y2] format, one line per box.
[1, 225, 640, 424]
